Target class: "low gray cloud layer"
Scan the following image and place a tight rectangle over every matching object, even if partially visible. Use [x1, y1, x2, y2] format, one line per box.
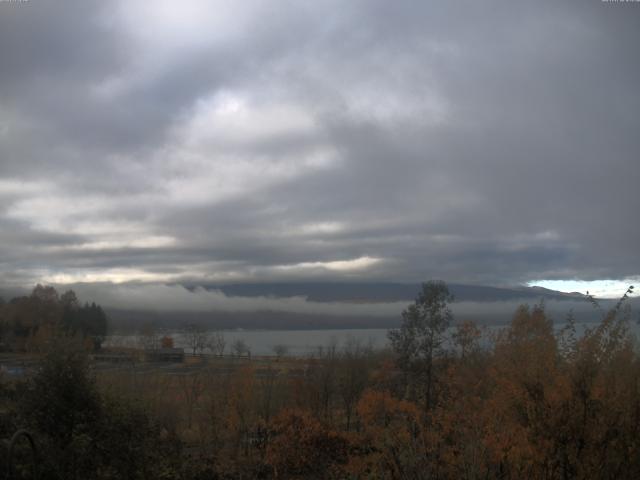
[1, 1, 639, 293]
[61, 282, 589, 320]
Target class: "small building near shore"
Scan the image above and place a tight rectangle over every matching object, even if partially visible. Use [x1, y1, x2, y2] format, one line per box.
[145, 347, 185, 362]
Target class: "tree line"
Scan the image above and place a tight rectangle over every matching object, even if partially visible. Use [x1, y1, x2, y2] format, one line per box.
[0, 284, 108, 352]
[0, 281, 638, 479]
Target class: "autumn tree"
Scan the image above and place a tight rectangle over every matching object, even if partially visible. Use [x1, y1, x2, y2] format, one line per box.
[178, 372, 204, 429]
[482, 303, 560, 477]
[226, 366, 257, 458]
[0, 286, 107, 352]
[265, 409, 349, 479]
[258, 365, 281, 424]
[452, 319, 482, 360]
[337, 337, 372, 430]
[304, 342, 339, 421]
[352, 389, 424, 479]
[549, 287, 640, 478]
[202, 363, 233, 456]
[11, 285, 63, 350]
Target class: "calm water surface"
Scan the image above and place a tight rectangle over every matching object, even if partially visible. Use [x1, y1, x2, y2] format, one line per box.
[106, 320, 636, 357]
[107, 329, 390, 356]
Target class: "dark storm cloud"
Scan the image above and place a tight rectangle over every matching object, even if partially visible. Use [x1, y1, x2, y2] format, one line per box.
[0, 0, 639, 295]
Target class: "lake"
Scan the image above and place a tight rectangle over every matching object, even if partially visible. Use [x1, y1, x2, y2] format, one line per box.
[107, 328, 391, 356]
[105, 319, 636, 357]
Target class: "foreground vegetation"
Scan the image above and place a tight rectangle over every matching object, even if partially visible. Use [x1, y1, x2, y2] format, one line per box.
[0, 283, 638, 479]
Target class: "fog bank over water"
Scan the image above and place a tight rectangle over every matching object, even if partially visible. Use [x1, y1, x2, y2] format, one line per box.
[58, 282, 634, 330]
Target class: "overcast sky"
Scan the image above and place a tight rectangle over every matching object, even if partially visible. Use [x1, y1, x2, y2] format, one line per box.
[1, 0, 639, 299]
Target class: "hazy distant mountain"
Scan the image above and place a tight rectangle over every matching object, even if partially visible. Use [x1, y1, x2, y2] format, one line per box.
[103, 283, 621, 332]
[192, 282, 585, 303]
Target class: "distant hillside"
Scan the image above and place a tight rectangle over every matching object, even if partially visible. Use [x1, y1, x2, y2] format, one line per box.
[190, 282, 585, 303]
[102, 283, 632, 332]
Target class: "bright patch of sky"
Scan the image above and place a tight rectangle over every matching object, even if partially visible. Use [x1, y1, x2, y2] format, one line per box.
[276, 256, 382, 273]
[528, 279, 638, 299]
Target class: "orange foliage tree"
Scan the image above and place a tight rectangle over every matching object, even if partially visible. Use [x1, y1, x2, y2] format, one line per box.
[265, 408, 348, 479]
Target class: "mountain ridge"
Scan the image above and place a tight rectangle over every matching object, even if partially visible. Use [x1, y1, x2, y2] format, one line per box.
[187, 282, 587, 303]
